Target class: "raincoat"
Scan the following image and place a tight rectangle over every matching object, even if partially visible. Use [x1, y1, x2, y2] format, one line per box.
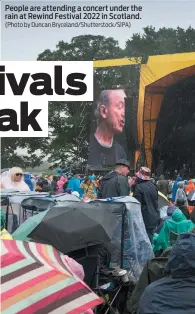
[98, 171, 130, 198]
[24, 173, 33, 191]
[175, 186, 188, 207]
[0, 170, 30, 191]
[157, 175, 168, 196]
[153, 208, 195, 251]
[172, 176, 182, 202]
[185, 179, 195, 195]
[56, 176, 67, 193]
[139, 232, 195, 314]
[67, 176, 82, 196]
[133, 178, 159, 231]
[80, 182, 96, 199]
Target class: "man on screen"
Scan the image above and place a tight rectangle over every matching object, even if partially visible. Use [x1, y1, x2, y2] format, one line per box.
[88, 89, 127, 166]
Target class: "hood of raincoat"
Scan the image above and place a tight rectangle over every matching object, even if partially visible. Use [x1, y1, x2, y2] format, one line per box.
[165, 232, 195, 278]
[172, 208, 186, 222]
[167, 205, 176, 216]
[101, 171, 119, 182]
[188, 179, 194, 186]
[176, 176, 182, 183]
[59, 176, 66, 182]
[24, 173, 31, 179]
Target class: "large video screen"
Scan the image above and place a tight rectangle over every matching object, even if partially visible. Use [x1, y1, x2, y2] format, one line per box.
[88, 88, 129, 167]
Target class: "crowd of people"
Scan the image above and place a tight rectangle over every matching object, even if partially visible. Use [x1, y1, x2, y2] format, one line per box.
[1, 160, 195, 313]
[1, 162, 195, 236]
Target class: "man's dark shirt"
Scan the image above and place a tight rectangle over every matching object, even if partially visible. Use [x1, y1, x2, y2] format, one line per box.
[88, 134, 127, 166]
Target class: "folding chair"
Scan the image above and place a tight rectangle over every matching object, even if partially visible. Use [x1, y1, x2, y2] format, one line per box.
[71, 245, 130, 314]
[1, 196, 15, 230]
[1, 196, 19, 233]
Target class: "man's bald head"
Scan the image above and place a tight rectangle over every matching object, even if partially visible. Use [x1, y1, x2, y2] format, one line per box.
[94, 89, 126, 134]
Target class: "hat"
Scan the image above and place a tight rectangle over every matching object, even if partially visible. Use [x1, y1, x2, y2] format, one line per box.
[136, 167, 151, 180]
[115, 159, 130, 169]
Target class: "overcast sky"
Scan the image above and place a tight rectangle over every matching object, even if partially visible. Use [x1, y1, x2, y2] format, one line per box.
[1, 0, 195, 60]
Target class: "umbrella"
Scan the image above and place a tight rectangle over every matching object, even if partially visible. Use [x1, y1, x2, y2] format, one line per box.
[158, 191, 169, 209]
[52, 194, 81, 202]
[187, 190, 195, 202]
[29, 202, 117, 254]
[1, 239, 102, 314]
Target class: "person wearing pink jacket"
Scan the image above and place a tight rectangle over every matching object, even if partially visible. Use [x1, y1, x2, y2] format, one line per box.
[56, 176, 67, 193]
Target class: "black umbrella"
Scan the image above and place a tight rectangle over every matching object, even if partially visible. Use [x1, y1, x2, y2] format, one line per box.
[30, 202, 117, 254]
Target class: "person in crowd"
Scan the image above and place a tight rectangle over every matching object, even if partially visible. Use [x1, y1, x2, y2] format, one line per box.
[129, 176, 136, 191]
[88, 174, 98, 196]
[35, 181, 43, 192]
[80, 177, 97, 200]
[67, 173, 81, 196]
[42, 180, 51, 192]
[31, 175, 36, 191]
[139, 232, 195, 314]
[0, 167, 30, 191]
[88, 173, 96, 181]
[63, 179, 69, 193]
[51, 176, 58, 193]
[24, 173, 33, 191]
[36, 175, 39, 182]
[156, 175, 168, 197]
[95, 175, 102, 193]
[98, 159, 130, 198]
[0, 209, 12, 240]
[88, 89, 127, 166]
[175, 181, 188, 207]
[57, 176, 67, 193]
[176, 198, 190, 219]
[153, 208, 195, 252]
[185, 179, 195, 195]
[133, 167, 159, 243]
[156, 205, 176, 234]
[172, 176, 183, 202]
[167, 179, 174, 200]
[79, 174, 85, 184]
[173, 169, 178, 180]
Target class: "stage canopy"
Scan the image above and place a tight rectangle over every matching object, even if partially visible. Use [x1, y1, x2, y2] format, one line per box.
[137, 52, 195, 169]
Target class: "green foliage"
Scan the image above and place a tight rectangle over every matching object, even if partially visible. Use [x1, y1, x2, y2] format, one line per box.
[125, 26, 195, 62]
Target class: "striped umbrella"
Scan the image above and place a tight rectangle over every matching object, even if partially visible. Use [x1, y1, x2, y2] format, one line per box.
[1, 239, 102, 314]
